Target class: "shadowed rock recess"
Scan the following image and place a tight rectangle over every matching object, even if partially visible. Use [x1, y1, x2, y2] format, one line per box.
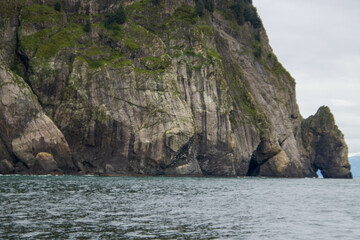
[0, 0, 352, 178]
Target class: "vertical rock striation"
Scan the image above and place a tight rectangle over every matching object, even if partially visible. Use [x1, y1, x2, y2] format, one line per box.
[0, 59, 75, 174]
[0, 0, 352, 178]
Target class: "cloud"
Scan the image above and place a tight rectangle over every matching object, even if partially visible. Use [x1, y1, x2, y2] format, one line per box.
[253, 0, 360, 155]
[330, 99, 357, 107]
[349, 152, 360, 158]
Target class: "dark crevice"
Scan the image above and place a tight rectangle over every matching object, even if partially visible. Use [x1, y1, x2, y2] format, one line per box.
[16, 52, 29, 72]
[246, 151, 276, 176]
[82, 161, 96, 170]
[278, 135, 289, 147]
[14, 13, 43, 107]
[0, 136, 21, 167]
[162, 137, 194, 169]
[246, 154, 259, 176]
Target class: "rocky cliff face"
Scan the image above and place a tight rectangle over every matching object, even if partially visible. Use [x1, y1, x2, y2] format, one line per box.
[0, 0, 352, 178]
[300, 106, 352, 178]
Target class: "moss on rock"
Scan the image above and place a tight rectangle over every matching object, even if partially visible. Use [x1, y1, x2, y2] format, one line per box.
[142, 54, 172, 70]
[20, 4, 65, 25]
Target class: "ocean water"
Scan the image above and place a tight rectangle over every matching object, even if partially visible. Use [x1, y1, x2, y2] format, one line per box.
[1, 176, 359, 239]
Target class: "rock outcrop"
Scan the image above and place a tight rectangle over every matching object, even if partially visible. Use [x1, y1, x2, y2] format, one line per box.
[0, 60, 75, 174]
[0, 0, 352, 178]
[300, 106, 352, 178]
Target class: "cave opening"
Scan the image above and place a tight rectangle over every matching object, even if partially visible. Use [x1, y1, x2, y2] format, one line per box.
[246, 157, 259, 176]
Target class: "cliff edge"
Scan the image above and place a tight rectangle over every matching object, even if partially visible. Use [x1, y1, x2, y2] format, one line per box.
[0, 0, 352, 178]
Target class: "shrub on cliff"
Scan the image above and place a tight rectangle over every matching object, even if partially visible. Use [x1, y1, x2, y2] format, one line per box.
[54, 1, 61, 12]
[105, 5, 127, 30]
[83, 20, 91, 33]
[152, 0, 160, 5]
[244, 6, 262, 28]
[195, 0, 205, 17]
[204, 0, 214, 12]
[253, 45, 261, 58]
[231, 0, 263, 28]
[231, 1, 245, 25]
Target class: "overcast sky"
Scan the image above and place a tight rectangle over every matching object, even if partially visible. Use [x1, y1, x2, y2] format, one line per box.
[252, 0, 360, 157]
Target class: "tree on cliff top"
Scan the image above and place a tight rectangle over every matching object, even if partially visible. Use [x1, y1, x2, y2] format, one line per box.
[231, 1, 245, 25]
[231, 0, 262, 28]
[244, 6, 262, 28]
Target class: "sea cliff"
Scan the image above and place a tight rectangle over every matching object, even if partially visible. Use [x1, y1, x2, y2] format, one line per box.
[0, 0, 352, 178]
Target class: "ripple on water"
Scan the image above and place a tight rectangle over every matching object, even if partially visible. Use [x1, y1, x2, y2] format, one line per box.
[1, 176, 360, 239]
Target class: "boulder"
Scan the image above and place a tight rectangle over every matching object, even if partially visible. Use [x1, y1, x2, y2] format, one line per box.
[34, 152, 62, 174]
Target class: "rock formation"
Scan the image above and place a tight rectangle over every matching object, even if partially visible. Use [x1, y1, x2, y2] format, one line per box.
[0, 0, 352, 178]
[300, 106, 352, 178]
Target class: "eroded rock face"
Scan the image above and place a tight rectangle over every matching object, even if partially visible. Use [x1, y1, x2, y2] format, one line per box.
[0, 61, 75, 174]
[301, 106, 352, 178]
[0, 0, 352, 177]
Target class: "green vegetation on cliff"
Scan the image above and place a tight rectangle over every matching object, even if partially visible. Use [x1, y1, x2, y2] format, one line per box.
[54, 1, 61, 12]
[3, 0, 349, 179]
[105, 5, 127, 30]
[231, 0, 262, 28]
[20, 23, 84, 59]
[20, 4, 65, 25]
[83, 20, 92, 33]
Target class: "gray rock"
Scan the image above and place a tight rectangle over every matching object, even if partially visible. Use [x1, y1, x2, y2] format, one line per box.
[0, 159, 14, 174]
[0, 0, 352, 178]
[34, 152, 62, 174]
[300, 106, 352, 178]
[0, 57, 75, 174]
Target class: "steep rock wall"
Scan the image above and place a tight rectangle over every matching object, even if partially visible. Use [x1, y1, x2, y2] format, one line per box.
[0, 0, 352, 178]
[300, 106, 351, 178]
[0, 57, 75, 174]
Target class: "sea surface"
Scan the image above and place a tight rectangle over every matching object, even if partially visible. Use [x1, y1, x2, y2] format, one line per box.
[1, 176, 360, 240]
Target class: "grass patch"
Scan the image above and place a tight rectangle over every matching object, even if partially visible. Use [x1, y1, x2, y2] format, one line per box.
[20, 23, 85, 60]
[197, 25, 214, 36]
[20, 4, 64, 24]
[36, 24, 84, 59]
[126, 0, 150, 16]
[125, 38, 140, 50]
[183, 48, 204, 58]
[134, 68, 165, 74]
[206, 48, 222, 61]
[95, 22, 125, 41]
[142, 54, 172, 70]
[19, 28, 56, 54]
[126, 0, 166, 33]
[78, 47, 131, 69]
[266, 53, 292, 79]
[173, 4, 197, 24]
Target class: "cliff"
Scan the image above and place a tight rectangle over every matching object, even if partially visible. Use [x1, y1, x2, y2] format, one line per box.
[0, 0, 352, 178]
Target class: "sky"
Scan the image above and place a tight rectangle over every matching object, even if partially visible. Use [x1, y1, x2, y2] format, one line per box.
[252, 0, 360, 157]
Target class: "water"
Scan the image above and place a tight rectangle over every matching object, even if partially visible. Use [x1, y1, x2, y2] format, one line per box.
[1, 176, 360, 239]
